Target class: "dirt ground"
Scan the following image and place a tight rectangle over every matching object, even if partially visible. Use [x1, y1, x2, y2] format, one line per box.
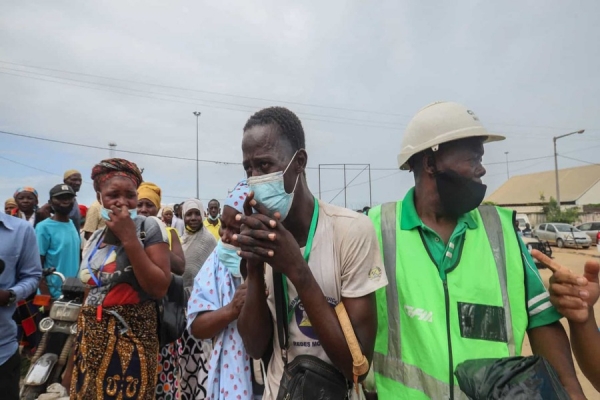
[520, 246, 600, 398]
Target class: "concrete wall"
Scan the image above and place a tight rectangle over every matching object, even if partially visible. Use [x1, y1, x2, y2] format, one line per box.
[579, 212, 600, 224]
[524, 212, 600, 227]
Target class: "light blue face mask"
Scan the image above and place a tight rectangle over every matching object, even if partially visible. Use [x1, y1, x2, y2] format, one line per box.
[217, 241, 242, 277]
[99, 195, 138, 221]
[247, 151, 299, 221]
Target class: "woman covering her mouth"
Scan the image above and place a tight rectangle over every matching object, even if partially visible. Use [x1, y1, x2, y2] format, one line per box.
[71, 158, 171, 400]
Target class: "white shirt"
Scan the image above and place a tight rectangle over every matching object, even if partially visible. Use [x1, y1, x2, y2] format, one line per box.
[263, 200, 387, 399]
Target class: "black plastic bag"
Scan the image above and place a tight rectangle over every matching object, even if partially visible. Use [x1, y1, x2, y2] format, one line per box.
[454, 355, 570, 400]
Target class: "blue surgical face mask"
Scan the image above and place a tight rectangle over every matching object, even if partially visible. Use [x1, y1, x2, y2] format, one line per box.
[217, 241, 242, 277]
[208, 214, 220, 222]
[98, 194, 138, 221]
[247, 151, 299, 221]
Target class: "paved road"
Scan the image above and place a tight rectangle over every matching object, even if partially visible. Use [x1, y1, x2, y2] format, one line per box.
[521, 247, 599, 398]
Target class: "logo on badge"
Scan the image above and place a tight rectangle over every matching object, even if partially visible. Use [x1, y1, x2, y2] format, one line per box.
[293, 296, 337, 340]
[368, 266, 382, 280]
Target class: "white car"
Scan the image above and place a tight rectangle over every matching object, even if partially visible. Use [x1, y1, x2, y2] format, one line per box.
[533, 223, 592, 249]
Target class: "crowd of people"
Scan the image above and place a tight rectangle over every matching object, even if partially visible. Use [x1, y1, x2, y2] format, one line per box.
[0, 103, 598, 400]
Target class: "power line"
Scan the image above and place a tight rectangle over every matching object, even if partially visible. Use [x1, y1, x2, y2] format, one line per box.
[563, 142, 600, 155]
[7, 61, 600, 132]
[320, 170, 401, 195]
[0, 66, 405, 128]
[6, 61, 600, 139]
[1, 69, 405, 131]
[1, 129, 565, 173]
[485, 121, 600, 132]
[0, 130, 241, 165]
[0, 153, 211, 202]
[0, 149, 398, 203]
[0, 154, 62, 177]
[558, 154, 600, 166]
[485, 155, 554, 166]
[486, 157, 553, 178]
[0, 60, 407, 118]
[486, 152, 600, 178]
[0, 59, 407, 117]
[328, 166, 369, 203]
[3, 129, 396, 170]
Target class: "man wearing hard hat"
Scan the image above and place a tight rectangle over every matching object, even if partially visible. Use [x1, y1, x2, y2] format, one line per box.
[367, 102, 585, 399]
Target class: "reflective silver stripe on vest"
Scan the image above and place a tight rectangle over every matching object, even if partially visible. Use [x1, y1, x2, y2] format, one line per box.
[478, 205, 516, 356]
[380, 202, 400, 359]
[377, 203, 469, 400]
[373, 353, 469, 400]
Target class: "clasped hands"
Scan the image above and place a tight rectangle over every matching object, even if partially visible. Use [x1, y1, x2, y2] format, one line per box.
[234, 193, 306, 278]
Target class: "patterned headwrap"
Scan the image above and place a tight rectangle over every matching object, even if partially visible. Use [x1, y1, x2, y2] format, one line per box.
[137, 182, 162, 209]
[162, 205, 174, 214]
[14, 187, 38, 199]
[223, 179, 249, 214]
[91, 158, 143, 191]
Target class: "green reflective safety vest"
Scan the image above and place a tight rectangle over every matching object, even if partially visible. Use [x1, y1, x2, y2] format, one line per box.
[369, 202, 529, 400]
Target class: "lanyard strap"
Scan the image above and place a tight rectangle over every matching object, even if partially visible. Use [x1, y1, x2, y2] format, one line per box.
[86, 236, 115, 287]
[277, 197, 319, 359]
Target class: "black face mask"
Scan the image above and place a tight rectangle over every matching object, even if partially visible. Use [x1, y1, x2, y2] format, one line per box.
[435, 169, 487, 218]
[52, 203, 74, 216]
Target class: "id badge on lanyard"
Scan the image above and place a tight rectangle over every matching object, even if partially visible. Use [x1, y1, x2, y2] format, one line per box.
[86, 237, 115, 321]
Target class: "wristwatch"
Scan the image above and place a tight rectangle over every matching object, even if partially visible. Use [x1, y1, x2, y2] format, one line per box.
[5, 290, 16, 306]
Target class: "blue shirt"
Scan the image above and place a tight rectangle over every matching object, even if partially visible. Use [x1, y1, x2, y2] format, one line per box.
[0, 213, 42, 365]
[35, 218, 80, 299]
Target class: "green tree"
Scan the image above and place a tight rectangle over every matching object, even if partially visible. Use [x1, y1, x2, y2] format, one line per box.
[481, 201, 497, 206]
[542, 197, 580, 224]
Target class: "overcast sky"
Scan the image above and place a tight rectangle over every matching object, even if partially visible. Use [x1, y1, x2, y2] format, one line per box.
[1, 1, 599, 210]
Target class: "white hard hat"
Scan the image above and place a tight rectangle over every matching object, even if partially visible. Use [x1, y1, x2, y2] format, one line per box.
[397, 101, 505, 170]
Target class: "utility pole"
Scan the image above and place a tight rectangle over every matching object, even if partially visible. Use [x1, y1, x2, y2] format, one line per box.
[553, 129, 585, 208]
[193, 111, 201, 199]
[504, 151, 509, 180]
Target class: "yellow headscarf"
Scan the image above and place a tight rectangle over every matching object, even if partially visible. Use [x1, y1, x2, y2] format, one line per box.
[64, 169, 81, 180]
[5, 197, 17, 208]
[137, 182, 162, 208]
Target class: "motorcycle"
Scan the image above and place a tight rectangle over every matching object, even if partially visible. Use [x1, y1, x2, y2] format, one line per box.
[522, 236, 553, 269]
[20, 268, 85, 400]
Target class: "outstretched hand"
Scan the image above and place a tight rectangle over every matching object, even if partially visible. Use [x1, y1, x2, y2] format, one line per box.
[531, 249, 600, 323]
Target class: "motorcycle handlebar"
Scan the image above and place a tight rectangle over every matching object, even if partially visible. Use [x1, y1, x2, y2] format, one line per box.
[42, 268, 66, 283]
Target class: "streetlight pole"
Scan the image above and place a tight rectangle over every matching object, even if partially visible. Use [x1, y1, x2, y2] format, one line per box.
[504, 151, 509, 180]
[553, 129, 585, 208]
[109, 142, 117, 158]
[193, 111, 201, 199]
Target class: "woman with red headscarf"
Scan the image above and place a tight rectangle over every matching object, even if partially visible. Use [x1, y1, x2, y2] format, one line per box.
[70, 158, 171, 400]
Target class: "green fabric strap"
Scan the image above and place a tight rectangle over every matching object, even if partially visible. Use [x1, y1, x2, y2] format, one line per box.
[282, 197, 319, 322]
